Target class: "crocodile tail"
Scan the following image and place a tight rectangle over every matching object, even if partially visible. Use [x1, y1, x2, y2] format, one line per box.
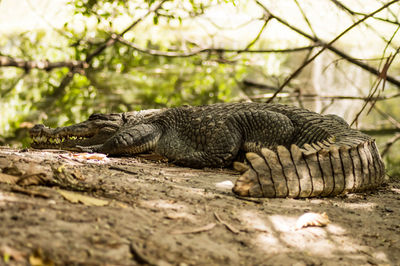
[232, 140, 385, 198]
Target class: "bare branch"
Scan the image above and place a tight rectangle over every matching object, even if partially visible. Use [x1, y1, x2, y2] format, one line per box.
[381, 133, 400, 156]
[331, 0, 400, 26]
[114, 35, 320, 57]
[38, 0, 168, 110]
[254, 0, 400, 104]
[243, 16, 271, 51]
[250, 92, 400, 102]
[373, 105, 400, 129]
[351, 46, 400, 126]
[293, 0, 317, 37]
[0, 56, 87, 71]
[85, 0, 168, 63]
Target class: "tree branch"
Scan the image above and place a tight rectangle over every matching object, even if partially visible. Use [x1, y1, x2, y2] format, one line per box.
[381, 133, 400, 156]
[330, 0, 400, 26]
[114, 35, 321, 57]
[255, 0, 400, 104]
[0, 56, 87, 71]
[250, 92, 400, 102]
[38, 0, 168, 110]
[85, 0, 168, 63]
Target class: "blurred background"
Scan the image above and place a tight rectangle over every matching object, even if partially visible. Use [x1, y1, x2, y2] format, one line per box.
[0, 0, 399, 176]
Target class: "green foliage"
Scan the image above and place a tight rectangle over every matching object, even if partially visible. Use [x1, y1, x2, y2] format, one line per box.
[0, 0, 250, 145]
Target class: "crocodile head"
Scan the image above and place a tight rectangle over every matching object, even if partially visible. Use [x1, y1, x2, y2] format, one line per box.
[29, 109, 164, 151]
[29, 113, 125, 150]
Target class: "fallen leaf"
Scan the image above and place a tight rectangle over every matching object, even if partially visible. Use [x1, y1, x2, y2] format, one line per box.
[295, 212, 330, 230]
[72, 153, 108, 161]
[29, 248, 54, 266]
[57, 189, 109, 206]
[0, 173, 19, 184]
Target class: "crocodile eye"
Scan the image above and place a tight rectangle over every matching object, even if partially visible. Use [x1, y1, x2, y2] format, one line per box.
[88, 113, 103, 120]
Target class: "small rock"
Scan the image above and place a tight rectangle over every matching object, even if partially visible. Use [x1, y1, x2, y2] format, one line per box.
[384, 207, 393, 213]
[215, 180, 234, 190]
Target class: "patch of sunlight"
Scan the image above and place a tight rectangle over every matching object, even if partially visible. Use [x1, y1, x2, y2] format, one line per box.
[238, 210, 390, 264]
[372, 251, 389, 262]
[309, 199, 378, 211]
[0, 192, 19, 205]
[240, 210, 270, 232]
[0, 0, 70, 33]
[338, 202, 377, 210]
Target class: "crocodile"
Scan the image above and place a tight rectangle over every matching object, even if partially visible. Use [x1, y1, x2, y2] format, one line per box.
[29, 102, 385, 198]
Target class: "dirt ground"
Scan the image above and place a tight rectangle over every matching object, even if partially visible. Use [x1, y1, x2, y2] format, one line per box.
[0, 146, 399, 266]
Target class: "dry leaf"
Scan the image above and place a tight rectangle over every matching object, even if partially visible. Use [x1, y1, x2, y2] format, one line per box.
[29, 248, 54, 266]
[72, 153, 108, 161]
[57, 189, 109, 206]
[295, 212, 330, 229]
[0, 172, 19, 184]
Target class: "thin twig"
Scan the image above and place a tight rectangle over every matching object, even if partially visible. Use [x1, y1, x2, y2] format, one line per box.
[351, 47, 399, 126]
[243, 16, 271, 51]
[39, 0, 168, 110]
[250, 92, 400, 102]
[214, 212, 240, 234]
[381, 133, 400, 156]
[330, 0, 400, 26]
[0, 56, 87, 71]
[85, 0, 168, 63]
[373, 105, 400, 129]
[293, 0, 317, 37]
[254, 0, 400, 103]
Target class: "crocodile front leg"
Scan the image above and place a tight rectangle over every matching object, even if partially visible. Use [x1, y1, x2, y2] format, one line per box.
[88, 124, 162, 155]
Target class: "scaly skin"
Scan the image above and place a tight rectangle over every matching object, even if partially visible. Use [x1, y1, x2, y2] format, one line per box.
[29, 103, 385, 197]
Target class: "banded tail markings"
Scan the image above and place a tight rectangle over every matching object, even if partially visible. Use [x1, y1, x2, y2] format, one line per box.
[261, 148, 288, 197]
[317, 149, 335, 197]
[277, 146, 300, 198]
[232, 163, 263, 197]
[291, 144, 313, 198]
[349, 147, 364, 192]
[357, 143, 371, 191]
[339, 146, 356, 192]
[303, 152, 325, 197]
[361, 141, 376, 189]
[371, 141, 385, 183]
[245, 152, 275, 197]
[233, 140, 385, 198]
[329, 145, 345, 196]
[303, 144, 319, 155]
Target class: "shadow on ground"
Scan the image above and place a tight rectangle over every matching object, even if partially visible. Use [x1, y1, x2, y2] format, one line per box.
[0, 147, 399, 265]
